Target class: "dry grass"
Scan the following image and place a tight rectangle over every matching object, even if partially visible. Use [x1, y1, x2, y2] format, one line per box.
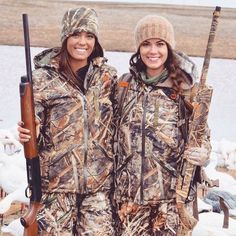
[0, 0, 236, 59]
[0, 197, 27, 236]
[216, 167, 236, 180]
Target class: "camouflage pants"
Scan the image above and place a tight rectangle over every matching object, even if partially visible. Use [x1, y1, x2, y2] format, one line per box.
[38, 191, 115, 235]
[117, 201, 180, 236]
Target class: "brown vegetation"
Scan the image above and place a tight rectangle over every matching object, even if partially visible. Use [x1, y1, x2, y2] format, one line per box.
[0, 0, 236, 59]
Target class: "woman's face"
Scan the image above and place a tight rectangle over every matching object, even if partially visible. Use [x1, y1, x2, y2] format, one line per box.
[67, 31, 95, 70]
[140, 38, 168, 77]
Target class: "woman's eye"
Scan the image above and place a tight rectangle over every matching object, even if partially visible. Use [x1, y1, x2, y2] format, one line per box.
[71, 33, 79, 38]
[157, 41, 165, 47]
[141, 42, 149, 47]
[87, 34, 95, 39]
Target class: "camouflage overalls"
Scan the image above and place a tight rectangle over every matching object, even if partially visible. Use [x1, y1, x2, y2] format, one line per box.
[32, 48, 117, 235]
[113, 53, 211, 236]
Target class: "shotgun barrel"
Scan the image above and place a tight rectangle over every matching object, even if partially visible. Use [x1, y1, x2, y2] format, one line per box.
[20, 13, 42, 236]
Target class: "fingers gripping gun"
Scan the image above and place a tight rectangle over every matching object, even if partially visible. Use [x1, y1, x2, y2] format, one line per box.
[20, 14, 42, 236]
[176, 6, 221, 230]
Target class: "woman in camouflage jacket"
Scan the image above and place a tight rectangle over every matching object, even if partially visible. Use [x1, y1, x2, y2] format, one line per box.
[112, 15, 211, 235]
[18, 7, 117, 235]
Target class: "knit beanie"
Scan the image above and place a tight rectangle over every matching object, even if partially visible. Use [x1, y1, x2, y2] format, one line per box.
[61, 7, 99, 43]
[134, 15, 175, 49]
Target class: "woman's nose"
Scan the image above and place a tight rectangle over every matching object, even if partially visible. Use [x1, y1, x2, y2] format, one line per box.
[150, 45, 158, 53]
[77, 35, 86, 44]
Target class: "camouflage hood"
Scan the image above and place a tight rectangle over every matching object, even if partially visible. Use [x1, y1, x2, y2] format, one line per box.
[34, 47, 60, 70]
[174, 51, 199, 85]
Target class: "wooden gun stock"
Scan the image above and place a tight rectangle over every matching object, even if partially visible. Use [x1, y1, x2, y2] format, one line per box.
[20, 14, 42, 236]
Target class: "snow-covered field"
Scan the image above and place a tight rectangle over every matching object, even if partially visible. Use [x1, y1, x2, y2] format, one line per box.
[0, 45, 236, 235]
[1, 45, 236, 142]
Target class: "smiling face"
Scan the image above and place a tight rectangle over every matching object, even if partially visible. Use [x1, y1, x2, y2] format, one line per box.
[67, 31, 96, 71]
[139, 38, 168, 78]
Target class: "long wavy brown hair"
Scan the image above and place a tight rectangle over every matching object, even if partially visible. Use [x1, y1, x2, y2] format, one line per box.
[56, 36, 104, 90]
[129, 43, 190, 93]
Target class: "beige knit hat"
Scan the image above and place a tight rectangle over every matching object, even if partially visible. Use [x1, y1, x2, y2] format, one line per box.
[134, 15, 175, 49]
[61, 7, 99, 43]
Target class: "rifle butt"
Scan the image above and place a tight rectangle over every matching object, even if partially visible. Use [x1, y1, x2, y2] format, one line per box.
[177, 202, 198, 230]
[23, 219, 38, 236]
[21, 201, 41, 227]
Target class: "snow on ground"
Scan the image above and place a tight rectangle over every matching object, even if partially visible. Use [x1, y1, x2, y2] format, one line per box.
[0, 125, 236, 235]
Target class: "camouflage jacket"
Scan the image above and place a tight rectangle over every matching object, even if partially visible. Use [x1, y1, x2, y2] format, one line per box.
[113, 52, 211, 205]
[32, 47, 117, 194]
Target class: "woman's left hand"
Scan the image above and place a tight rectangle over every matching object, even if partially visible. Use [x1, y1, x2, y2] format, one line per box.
[184, 146, 210, 166]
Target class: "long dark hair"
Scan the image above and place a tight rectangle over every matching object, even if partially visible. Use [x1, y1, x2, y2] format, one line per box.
[129, 43, 189, 93]
[56, 36, 103, 88]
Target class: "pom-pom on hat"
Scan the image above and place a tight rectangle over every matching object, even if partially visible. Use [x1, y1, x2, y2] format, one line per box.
[61, 7, 99, 43]
[134, 15, 175, 49]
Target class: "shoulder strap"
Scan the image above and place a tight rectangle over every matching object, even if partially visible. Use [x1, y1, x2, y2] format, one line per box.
[117, 73, 132, 114]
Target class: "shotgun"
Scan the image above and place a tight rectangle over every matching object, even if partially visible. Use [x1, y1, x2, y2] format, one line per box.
[20, 13, 42, 236]
[176, 6, 221, 230]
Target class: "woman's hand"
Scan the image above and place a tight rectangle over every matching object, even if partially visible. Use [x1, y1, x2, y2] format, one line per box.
[184, 146, 210, 166]
[17, 119, 40, 143]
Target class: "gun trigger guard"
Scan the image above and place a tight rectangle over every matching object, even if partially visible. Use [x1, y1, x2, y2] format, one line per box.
[25, 185, 32, 198]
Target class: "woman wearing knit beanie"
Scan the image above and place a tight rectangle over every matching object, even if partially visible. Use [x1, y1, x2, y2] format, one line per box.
[18, 7, 118, 235]
[113, 15, 211, 235]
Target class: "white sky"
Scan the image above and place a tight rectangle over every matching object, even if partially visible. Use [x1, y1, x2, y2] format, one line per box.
[77, 0, 236, 8]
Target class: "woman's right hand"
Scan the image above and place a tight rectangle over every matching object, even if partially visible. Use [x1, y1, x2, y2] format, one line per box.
[17, 119, 40, 143]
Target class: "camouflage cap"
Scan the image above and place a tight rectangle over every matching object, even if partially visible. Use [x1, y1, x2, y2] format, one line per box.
[61, 7, 99, 43]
